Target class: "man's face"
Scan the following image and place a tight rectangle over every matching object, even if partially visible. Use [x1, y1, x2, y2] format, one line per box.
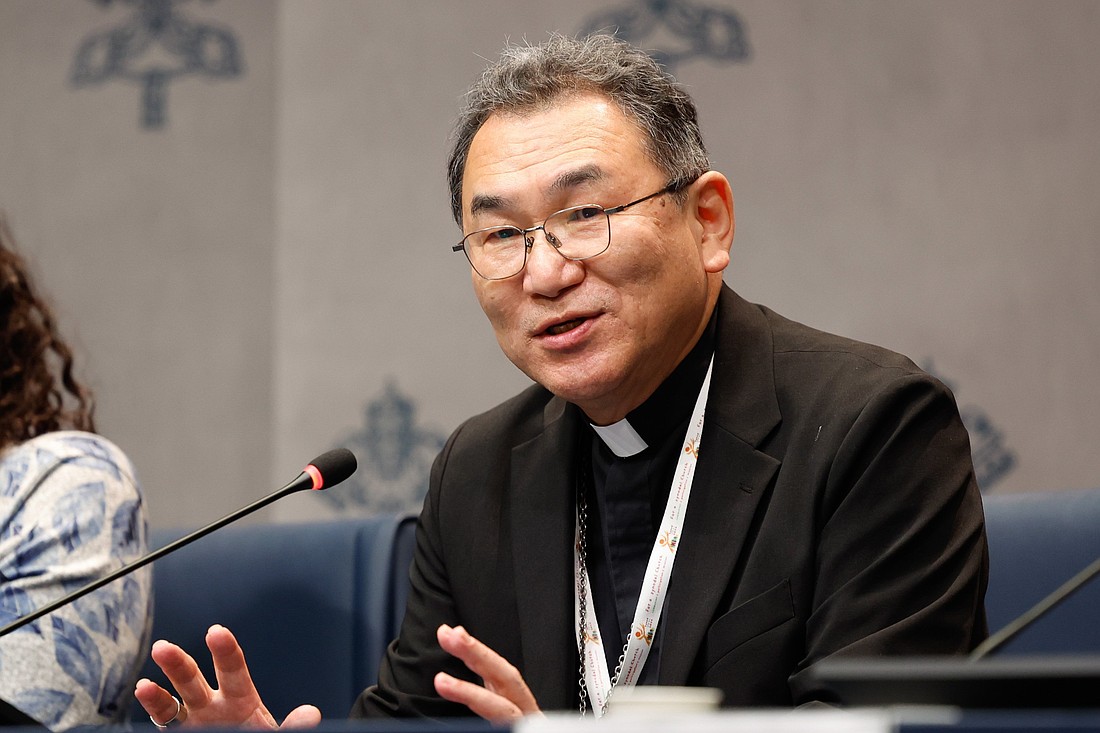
[460, 93, 730, 424]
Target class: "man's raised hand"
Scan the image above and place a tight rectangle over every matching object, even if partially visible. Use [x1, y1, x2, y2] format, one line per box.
[135, 625, 321, 729]
[433, 624, 543, 723]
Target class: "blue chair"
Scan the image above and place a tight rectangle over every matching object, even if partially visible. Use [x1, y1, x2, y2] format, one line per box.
[134, 514, 417, 720]
[982, 488, 1100, 655]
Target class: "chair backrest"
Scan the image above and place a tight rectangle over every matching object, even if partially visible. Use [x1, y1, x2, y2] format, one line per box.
[134, 514, 417, 720]
[982, 489, 1100, 655]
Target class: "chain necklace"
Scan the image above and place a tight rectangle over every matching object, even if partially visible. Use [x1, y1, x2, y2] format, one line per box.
[575, 456, 629, 717]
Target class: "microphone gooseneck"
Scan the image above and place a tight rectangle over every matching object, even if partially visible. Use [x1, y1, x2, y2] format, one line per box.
[970, 554, 1100, 660]
[0, 449, 358, 638]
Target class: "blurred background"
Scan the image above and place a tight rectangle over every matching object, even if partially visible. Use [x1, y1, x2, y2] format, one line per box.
[1, 0, 1096, 529]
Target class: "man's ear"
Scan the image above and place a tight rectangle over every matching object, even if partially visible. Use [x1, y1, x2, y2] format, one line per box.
[690, 171, 735, 274]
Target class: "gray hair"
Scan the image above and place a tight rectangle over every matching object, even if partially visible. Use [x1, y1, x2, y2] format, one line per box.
[446, 33, 710, 227]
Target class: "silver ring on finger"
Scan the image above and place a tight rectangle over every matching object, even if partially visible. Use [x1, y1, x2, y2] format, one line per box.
[151, 694, 184, 729]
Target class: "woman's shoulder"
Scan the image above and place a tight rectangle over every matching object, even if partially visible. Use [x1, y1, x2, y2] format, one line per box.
[2, 430, 140, 497]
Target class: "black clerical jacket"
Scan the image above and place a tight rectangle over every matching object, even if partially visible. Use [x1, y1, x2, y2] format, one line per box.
[352, 285, 989, 717]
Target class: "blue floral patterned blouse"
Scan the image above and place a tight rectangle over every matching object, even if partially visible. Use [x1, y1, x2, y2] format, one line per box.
[0, 431, 152, 730]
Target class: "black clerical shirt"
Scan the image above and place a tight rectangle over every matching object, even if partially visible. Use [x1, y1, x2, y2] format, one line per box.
[583, 311, 717, 683]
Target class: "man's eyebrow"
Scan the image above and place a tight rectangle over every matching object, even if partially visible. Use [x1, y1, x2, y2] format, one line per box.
[467, 166, 607, 219]
[469, 193, 509, 219]
[548, 166, 605, 194]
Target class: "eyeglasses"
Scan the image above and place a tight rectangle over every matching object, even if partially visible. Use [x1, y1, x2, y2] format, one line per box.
[453, 179, 690, 280]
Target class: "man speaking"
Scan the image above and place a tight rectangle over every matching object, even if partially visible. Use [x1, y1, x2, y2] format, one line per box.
[137, 33, 987, 726]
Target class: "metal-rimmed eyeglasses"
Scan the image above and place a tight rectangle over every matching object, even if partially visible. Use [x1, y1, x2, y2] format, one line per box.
[453, 177, 695, 280]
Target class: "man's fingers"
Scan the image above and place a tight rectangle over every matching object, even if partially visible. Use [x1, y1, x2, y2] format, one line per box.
[149, 639, 214, 709]
[436, 625, 539, 714]
[135, 678, 186, 725]
[205, 625, 260, 700]
[434, 672, 523, 723]
[139, 627, 286, 730]
[280, 705, 322, 729]
[436, 624, 512, 683]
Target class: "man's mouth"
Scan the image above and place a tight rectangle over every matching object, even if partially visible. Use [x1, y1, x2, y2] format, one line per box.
[543, 317, 587, 336]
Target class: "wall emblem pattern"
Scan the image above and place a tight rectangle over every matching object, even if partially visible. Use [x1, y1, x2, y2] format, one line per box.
[581, 0, 750, 72]
[71, 0, 243, 129]
[326, 382, 446, 516]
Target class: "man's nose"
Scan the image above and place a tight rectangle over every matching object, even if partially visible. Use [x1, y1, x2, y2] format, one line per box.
[522, 228, 582, 296]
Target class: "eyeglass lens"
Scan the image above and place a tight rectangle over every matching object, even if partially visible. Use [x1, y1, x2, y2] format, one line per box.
[466, 205, 611, 279]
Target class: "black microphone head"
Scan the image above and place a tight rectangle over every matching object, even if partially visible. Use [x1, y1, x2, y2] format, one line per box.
[305, 448, 357, 490]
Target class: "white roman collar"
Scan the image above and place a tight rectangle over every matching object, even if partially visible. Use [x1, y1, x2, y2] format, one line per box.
[590, 418, 648, 458]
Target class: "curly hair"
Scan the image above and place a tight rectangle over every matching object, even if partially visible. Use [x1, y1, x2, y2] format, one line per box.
[0, 215, 95, 450]
[447, 33, 711, 227]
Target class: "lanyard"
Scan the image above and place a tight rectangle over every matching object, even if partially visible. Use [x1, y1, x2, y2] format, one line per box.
[574, 356, 714, 717]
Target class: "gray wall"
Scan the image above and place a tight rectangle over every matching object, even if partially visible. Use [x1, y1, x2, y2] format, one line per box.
[1, 1, 276, 525]
[1, 1, 1096, 528]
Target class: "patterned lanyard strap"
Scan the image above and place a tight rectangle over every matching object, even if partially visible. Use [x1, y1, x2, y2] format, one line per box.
[574, 356, 715, 717]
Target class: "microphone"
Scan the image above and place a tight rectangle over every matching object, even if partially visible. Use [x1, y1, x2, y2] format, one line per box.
[970, 553, 1100, 659]
[0, 448, 357, 638]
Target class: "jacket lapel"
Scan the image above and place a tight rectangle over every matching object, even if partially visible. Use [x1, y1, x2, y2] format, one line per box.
[659, 287, 784, 685]
[510, 397, 580, 710]
[658, 430, 780, 683]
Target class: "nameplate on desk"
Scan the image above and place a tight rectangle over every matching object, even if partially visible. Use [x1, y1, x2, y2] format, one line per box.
[519, 709, 892, 733]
